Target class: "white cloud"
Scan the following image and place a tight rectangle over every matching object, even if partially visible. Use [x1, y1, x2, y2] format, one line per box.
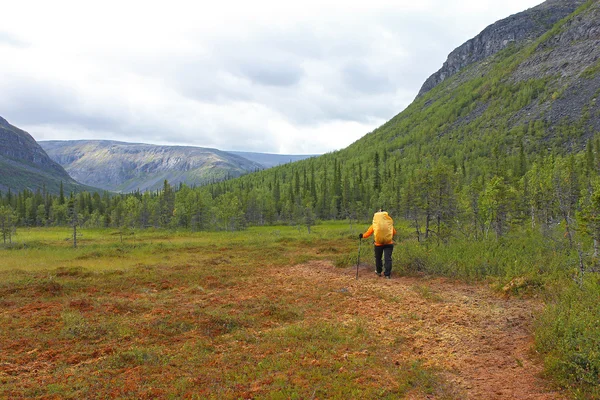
[0, 0, 544, 154]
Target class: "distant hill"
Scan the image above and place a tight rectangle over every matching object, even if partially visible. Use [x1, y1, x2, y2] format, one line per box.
[40, 140, 265, 193]
[0, 116, 93, 194]
[227, 151, 317, 168]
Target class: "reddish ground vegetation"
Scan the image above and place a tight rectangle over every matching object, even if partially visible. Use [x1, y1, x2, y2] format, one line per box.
[1, 252, 565, 398]
[289, 261, 565, 399]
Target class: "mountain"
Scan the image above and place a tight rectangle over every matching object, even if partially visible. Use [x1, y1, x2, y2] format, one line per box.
[386, 0, 600, 157]
[340, 0, 600, 172]
[227, 151, 317, 168]
[0, 116, 92, 194]
[39, 140, 265, 193]
[418, 0, 587, 97]
[202, 0, 600, 221]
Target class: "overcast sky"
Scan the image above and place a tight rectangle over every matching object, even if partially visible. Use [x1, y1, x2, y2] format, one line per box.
[0, 0, 543, 155]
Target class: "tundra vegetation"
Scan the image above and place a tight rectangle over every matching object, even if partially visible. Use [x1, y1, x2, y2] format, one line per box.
[1, 222, 599, 397]
[2, 1, 600, 396]
[2, 225, 460, 399]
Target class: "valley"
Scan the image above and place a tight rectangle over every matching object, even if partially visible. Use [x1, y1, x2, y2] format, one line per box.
[1, 0, 599, 398]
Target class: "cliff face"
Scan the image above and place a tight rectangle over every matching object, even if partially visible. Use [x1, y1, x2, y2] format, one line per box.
[339, 0, 600, 178]
[417, 0, 586, 97]
[513, 1, 600, 134]
[0, 116, 86, 193]
[408, 0, 600, 152]
[0, 117, 69, 178]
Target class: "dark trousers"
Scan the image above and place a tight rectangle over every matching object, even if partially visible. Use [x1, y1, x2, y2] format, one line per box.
[374, 244, 394, 276]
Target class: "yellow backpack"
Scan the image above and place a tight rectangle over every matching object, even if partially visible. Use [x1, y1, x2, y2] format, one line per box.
[373, 212, 394, 243]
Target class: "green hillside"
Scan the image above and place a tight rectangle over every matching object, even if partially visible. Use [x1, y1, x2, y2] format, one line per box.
[0, 117, 97, 195]
[0, 158, 91, 195]
[206, 0, 600, 224]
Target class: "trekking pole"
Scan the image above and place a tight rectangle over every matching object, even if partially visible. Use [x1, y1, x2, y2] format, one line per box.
[356, 237, 362, 279]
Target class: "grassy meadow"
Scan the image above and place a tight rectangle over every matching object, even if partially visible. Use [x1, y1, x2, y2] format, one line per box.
[0, 223, 455, 399]
[1, 222, 599, 399]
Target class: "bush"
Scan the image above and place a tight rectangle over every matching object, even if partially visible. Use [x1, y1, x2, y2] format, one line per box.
[535, 277, 600, 397]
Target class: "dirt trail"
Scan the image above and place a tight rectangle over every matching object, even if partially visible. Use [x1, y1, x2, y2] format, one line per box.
[279, 261, 565, 400]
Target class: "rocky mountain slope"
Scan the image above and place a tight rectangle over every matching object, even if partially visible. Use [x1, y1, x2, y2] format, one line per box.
[0, 117, 91, 194]
[365, 0, 600, 163]
[417, 0, 586, 96]
[40, 140, 265, 193]
[418, 0, 600, 144]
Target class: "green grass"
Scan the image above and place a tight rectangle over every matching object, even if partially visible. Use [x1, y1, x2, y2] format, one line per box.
[387, 224, 600, 397]
[0, 222, 455, 399]
[581, 58, 600, 79]
[535, 277, 600, 399]
[335, 220, 600, 397]
[2, 222, 598, 398]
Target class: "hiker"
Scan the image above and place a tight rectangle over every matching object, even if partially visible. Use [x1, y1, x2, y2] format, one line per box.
[359, 209, 397, 279]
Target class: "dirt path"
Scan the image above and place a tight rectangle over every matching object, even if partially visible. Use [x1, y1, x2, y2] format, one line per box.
[278, 261, 565, 400]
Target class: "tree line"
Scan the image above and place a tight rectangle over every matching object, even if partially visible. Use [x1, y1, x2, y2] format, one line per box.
[2, 137, 600, 248]
[3, 23, 599, 246]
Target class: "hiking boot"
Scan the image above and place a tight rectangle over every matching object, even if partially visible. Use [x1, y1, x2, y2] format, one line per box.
[384, 275, 391, 279]
[376, 272, 382, 277]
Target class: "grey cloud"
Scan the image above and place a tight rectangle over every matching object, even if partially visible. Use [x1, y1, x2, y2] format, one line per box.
[293, 92, 402, 126]
[210, 126, 279, 153]
[251, 24, 326, 60]
[169, 59, 254, 103]
[0, 31, 28, 47]
[1, 81, 121, 132]
[217, 35, 307, 88]
[0, 75, 281, 153]
[166, 28, 404, 124]
[376, 10, 503, 87]
[342, 62, 393, 94]
[239, 60, 304, 87]
[0, 77, 169, 145]
[130, 118, 280, 154]
[2, 3, 504, 154]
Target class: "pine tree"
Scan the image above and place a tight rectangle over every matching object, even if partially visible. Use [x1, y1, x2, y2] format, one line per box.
[373, 152, 381, 192]
[67, 196, 79, 248]
[59, 182, 65, 205]
[0, 205, 16, 244]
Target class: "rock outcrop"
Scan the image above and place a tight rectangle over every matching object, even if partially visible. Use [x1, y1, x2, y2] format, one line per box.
[0, 117, 68, 178]
[0, 116, 85, 193]
[417, 0, 586, 97]
[512, 1, 600, 135]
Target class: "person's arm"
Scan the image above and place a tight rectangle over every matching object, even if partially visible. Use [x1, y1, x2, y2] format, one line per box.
[362, 225, 374, 238]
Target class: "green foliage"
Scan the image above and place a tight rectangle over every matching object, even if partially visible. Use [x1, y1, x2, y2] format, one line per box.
[0, 205, 17, 244]
[581, 58, 600, 79]
[535, 277, 600, 397]
[393, 228, 574, 282]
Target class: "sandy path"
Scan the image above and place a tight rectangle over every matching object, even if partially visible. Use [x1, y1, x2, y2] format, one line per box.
[279, 261, 565, 400]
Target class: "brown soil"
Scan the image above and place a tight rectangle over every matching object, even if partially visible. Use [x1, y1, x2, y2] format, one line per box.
[280, 261, 565, 400]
